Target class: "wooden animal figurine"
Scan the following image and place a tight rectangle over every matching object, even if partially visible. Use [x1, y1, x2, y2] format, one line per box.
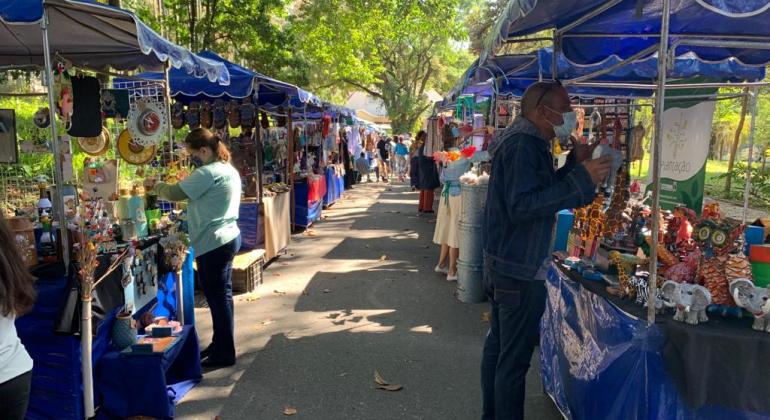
[661, 281, 712, 325]
[730, 279, 770, 332]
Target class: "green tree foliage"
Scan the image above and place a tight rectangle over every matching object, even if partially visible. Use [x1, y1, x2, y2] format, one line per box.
[123, 0, 310, 86]
[288, 0, 473, 133]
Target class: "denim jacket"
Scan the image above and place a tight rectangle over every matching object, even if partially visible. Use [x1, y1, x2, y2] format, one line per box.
[483, 116, 596, 282]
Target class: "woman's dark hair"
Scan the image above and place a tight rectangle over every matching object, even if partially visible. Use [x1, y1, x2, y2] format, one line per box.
[0, 215, 36, 316]
[416, 130, 427, 143]
[185, 127, 231, 162]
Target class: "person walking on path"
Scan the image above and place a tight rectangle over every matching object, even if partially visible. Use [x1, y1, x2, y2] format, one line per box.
[355, 152, 372, 182]
[414, 130, 440, 213]
[376, 137, 391, 182]
[394, 137, 409, 182]
[481, 81, 612, 419]
[0, 215, 36, 420]
[147, 128, 242, 368]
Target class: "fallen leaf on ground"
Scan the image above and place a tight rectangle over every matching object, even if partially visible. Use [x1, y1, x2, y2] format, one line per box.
[339, 372, 348, 377]
[374, 370, 403, 392]
[379, 255, 388, 261]
[273, 273, 282, 277]
[322, 288, 332, 293]
[257, 319, 275, 327]
[481, 312, 491, 322]
[242, 294, 261, 302]
[374, 370, 388, 385]
[303, 230, 318, 237]
[376, 384, 403, 392]
[274, 289, 287, 295]
[283, 406, 298, 416]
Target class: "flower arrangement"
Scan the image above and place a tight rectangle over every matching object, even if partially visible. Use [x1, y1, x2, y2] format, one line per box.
[159, 228, 190, 272]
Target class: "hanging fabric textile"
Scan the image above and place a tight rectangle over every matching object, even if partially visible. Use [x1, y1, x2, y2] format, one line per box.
[68, 75, 102, 137]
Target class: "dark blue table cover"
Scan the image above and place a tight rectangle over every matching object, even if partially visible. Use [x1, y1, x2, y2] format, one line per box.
[294, 181, 323, 228]
[238, 201, 264, 251]
[324, 167, 337, 207]
[95, 308, 202, 420]
[335, 173, 344, 200]
[16, 271, 83, 420]
[541, 262, 770, 420]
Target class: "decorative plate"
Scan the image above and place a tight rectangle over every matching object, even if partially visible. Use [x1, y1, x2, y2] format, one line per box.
[127, 98, 168, 147]
[78, 126, 111, 156]
[117, 129, 157, 165]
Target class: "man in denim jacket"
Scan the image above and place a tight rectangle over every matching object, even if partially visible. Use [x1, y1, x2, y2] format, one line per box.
[481, 81, 612, 419]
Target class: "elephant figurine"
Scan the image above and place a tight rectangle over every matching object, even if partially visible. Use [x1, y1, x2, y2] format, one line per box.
[661, 281, 712, 325]
[729, 278, 770, 332]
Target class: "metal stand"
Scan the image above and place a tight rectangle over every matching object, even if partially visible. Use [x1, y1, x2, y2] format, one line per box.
[80, 298, 95, 418]
[648, 0, 672, 325]
[743, 88, 759, 224]
[176, 270, 185, 325]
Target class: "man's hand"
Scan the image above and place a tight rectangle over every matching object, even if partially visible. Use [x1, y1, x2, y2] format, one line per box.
[570, 137, 599, 164]
[582, 155, 613, 185]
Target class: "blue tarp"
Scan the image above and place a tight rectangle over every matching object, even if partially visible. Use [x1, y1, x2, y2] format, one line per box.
[0, 0, 229, 84]
[542, 262, 770, 419]
[563, 0, 770, 66]
[450, 47, 765, 100]
[482, 0, 770, 66]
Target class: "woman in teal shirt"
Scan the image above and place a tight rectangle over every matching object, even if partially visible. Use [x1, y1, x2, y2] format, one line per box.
[147, 128, 242, 367]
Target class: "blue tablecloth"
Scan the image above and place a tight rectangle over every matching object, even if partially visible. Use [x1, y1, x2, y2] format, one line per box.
[324, 167, 337, 207]
[16, 270, 83, 420]
[95, 316, 202, 420]
[541, 262, 770, 420]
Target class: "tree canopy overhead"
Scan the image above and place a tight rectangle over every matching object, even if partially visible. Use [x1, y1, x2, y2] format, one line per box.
[289, 0, 472, 133]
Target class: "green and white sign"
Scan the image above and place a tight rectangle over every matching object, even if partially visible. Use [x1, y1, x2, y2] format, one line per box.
[650, 95, 715, 215]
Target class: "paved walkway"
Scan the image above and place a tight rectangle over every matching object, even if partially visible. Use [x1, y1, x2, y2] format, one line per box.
[176, 182, 562, 419]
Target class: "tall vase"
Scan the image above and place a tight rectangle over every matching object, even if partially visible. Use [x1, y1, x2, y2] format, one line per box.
[111, 311, 137, 350]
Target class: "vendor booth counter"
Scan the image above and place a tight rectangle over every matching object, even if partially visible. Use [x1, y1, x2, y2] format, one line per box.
[17, 250, 198, 420]
[294, 175, 326, 228]
[542, 261, 770, 420]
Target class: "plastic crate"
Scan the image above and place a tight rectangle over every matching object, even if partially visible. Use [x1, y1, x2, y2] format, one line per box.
[232, 249, 265, 293]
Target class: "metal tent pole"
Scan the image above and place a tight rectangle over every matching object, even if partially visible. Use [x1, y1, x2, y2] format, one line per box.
[42, 10, 91, 417]
[743, 88, 759, 224]
[255, 84, 264, 204]
[40, 11, 70, 273]
[648, 0, 673, 325]
[163, 62, 174, 159]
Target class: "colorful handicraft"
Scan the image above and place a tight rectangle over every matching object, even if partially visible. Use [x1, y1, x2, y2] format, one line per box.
[661, 281, 712, 325]
[664, 249, 701, 284]
[730, 279, 770, 332]
[608, 251, 645, 299]
[604, 170, 630, 240]
[702, 256, 732, 306]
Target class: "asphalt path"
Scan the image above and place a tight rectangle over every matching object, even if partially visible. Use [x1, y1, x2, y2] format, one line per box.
[176, 181, 562, 420]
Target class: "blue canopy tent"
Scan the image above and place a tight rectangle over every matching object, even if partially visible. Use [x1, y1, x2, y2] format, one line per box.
[560, 0, 770, 66]
[116, 50, 322, 109]
[0, 1, 231, 417]
[447, 47, 765, 105]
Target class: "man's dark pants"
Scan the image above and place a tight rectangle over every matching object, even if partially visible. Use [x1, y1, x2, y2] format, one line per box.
[481, 267, 547, 420]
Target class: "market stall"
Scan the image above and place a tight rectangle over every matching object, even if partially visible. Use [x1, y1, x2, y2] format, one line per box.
[115, 51, 319, 259]
[1, 0, 230, 418]
[471, 1, 770, 419]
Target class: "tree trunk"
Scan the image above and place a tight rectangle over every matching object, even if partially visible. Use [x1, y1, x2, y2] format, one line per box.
[190, 0, 197, 51]
[725, 89, 750, 193]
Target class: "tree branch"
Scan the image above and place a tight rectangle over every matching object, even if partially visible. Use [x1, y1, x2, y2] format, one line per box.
[342, 79, 383, 99]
